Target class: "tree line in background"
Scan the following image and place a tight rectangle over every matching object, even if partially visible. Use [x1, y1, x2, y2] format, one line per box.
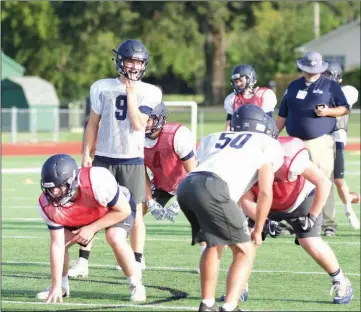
[1, 1, 360, 106]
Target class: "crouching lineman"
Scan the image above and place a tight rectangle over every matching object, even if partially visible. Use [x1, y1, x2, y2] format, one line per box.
[36, 154, 146, 303]
[240, 136, 354, 304]
[144, 101, 197, 222]
[177, 104, 284, 312]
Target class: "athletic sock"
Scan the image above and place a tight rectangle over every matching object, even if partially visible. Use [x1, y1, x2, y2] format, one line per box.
[134, 252, 143, 263]
[201, 298, 215, 307]
[79, 249, 90, 260]
[329, 268, 344, 282]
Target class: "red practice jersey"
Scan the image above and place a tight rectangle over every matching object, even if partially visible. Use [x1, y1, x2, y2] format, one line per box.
[145, 123, 187, 194]
[233, 87, 269, 112]
[252, 136, 308, 211]
[39, 167, 110, 227]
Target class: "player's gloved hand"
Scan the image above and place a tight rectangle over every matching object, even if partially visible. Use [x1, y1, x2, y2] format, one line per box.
[164, 201, 180, 222]
[146, 199, 164, 220]
[298, 213, 317, 232]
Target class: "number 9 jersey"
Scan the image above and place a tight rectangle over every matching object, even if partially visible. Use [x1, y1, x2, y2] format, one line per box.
[90, 78, 162, 159]
[195, 131, 284, 202]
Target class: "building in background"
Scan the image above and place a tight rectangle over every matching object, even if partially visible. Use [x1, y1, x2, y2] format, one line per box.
[1, 76, 60, 132]
[296, 19, 360, 71]
[1, 51, 26, 79]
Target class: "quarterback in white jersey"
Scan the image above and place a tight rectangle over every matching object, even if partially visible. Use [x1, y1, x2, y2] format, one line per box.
[73, 39, 160, 281]
[323, 61, 360, 229]
[224, 64, 277, 130]
[177, 105, 283, 311]
[90, 77, 161, 159]
[35, 154, 146, 304]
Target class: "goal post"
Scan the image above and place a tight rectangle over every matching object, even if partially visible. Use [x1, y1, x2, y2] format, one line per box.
[163, 101, 198, 149]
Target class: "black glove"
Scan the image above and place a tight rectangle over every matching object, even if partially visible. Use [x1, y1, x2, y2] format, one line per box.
[298, 213, 317, 232]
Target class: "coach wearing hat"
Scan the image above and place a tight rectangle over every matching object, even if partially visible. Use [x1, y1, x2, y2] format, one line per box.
[276, 51, 349, 236]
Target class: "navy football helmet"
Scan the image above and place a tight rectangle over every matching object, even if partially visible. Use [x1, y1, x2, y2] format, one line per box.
[323, 60, 342, 83]
[231, 64, 257, 94]
[146, 101, 167, 139]
[231, 104, 277, 139]
[112, 39, 149, 81]
[41, 154, 79, 206]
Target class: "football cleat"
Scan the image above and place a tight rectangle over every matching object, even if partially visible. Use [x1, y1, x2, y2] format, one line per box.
[36, 285, 70, 300]
[219, 307, 244, 311]
[324, 227, 336, 237]
[198, 302, 218, 311]
[330, 277, 353, 304]
[346, 210, 360, 229]
[220, 288, 248, 302]
[129, 283, 146, 302]
[68, 258, 88, 279]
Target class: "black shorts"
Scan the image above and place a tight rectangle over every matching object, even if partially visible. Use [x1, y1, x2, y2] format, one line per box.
[177, 171, 250, 247]
[267, 194, 322, 239]
[93, 156, 146, 204]
[334, 142, 345, 179]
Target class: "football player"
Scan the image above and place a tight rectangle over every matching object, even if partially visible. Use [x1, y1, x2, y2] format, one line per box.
[36, 154, 146, 303]
[224, 64, 277, 130]
[240, 136, 354, 304]
[115, 101, 198, 271]
[323, 61, 360, 229]
[177, 105, 284, 312]
[71, 39, 162, 278]
[143, 101, 197, 221]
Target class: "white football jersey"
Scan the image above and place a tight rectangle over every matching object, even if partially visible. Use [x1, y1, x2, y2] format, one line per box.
[90, 78, 162, 159]
[145, 125, 195, 159]
[38, 167, 130, 227]
[196, 131, 284, 202]
[224, 88, 277, 115]
[333, 85, 359, 144]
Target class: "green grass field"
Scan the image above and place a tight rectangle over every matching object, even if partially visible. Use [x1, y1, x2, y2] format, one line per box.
[1, 152, 360, 311]
[2, 108, 360, 143]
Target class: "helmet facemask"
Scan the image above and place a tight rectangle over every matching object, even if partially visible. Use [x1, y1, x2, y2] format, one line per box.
[41, 172, 79, 208]
[231, 75, 257, 95]
[146, 113, 167, 140]
[113, 51, 148, 81]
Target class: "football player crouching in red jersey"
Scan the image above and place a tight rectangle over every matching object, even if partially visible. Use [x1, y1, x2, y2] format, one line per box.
[240, 136, 354, 305]
[36, 154, 146, 303]
[143, 101, 197, 222]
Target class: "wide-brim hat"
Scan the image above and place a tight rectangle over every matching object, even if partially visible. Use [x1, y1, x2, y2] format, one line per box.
[296, 51, 328, 74]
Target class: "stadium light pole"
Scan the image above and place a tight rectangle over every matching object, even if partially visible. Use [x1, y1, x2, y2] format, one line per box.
[314, 1, 320, 39]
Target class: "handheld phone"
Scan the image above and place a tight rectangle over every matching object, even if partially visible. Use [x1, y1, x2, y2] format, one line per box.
[316, 104, 325, 109]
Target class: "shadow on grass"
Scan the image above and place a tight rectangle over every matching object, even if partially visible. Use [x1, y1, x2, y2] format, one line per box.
[2, 273, 189, 306]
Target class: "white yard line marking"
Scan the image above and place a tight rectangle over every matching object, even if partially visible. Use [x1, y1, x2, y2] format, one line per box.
[2, 235, 360, 245]
[1, 300, 198, 311]
[1, 261, 360, 277]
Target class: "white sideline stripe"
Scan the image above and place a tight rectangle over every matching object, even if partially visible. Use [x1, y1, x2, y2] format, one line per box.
[3, 235, 361, 246]
[2, 217, 360, 227]
[2, 160, 360, 174]
[2, 261, 360, 277]
[1, 300, 198, 311]
[2, 168, 41, 174]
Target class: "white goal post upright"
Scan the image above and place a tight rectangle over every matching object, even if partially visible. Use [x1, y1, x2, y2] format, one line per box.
[163, 101, 198, 149]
